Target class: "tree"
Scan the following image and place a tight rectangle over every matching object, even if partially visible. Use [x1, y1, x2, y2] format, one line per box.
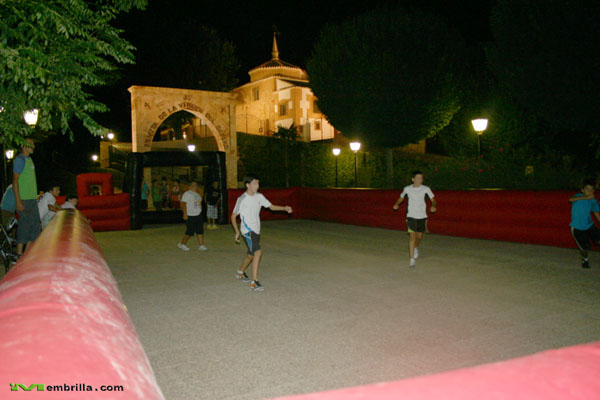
[486, 0, 600, 156]
[273, 124, 299, 187]
[0, 0, 146, 146]
[307, 5, 465, 149]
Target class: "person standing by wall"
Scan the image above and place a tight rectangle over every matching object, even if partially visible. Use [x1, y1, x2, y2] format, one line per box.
[12, 138, 40, 255]
[178, 181, 207, 251]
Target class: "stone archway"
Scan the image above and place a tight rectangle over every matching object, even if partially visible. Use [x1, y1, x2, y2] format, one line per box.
[129, 85, 238, 188]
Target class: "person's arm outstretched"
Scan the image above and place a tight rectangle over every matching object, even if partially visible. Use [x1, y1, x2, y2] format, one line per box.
[430, 197, 437, 213]
[269, 205, 292, 213]
[393, 196, 404, 210]
[569, 193, 594, 202]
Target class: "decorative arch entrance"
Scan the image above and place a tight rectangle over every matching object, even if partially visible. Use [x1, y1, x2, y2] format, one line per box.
[128, 85, 238, 188]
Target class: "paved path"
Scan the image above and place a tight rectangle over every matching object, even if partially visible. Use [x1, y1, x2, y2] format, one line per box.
[95, 220, 600, 400]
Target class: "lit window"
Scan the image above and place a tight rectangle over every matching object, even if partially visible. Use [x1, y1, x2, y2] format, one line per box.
[279, 103, 287, 116]
[252, 88, 259, 101]
[314, 120, 321, 130]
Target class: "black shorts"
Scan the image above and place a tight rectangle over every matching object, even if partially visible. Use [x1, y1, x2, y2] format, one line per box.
[407, 218, 427, 233]
[571, 225, 600, 251]
[242, 231, 261, 255]
[185, 215, 203, 236]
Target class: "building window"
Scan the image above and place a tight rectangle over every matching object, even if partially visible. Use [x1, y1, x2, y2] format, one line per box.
[279, 103, 287, 116]
[313, 100, 320, 113]
[252, 88, 259, 101]
[314, 120, 321, 130]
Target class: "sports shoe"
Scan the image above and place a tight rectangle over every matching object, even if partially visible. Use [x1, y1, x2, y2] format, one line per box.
[198, 245, 208, 251]
[250, 281, 264, 291]
[236, 270, 252, 282]
[409, 258, 416, 269]
[582, 259, 590, 269]
[414, 248, 419, 259]
[177, 243, 190, 251]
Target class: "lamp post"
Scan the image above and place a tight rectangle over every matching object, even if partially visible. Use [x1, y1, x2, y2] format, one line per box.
[107, 132, 115, 140]
[332, 148, 341, 187]
[471, 119, 488, 157]
[349, 142, 361, 187]
[23, 109, 39, 127]
[187, 144, 196, 152]
[91, 154, 98, 162]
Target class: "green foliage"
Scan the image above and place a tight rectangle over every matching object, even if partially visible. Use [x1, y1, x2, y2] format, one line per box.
[487, 0, 600, 143]
[237, 133, 582, 190]
[0, 0, 146, 146]
[307, 5, 464, 148]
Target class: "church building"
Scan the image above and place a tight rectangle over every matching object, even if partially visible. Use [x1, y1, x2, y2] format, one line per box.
[232, 34, 337, 141]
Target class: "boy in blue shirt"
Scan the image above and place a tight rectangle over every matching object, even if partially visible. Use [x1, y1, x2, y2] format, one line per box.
[569, 180, 600, 268]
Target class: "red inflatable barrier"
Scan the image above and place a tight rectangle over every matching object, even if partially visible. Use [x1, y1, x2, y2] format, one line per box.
[270, 341, 600, 400]
[77, 172, 115, 198]
[0, 210, 164, 399]
[228, 188, 586, 248]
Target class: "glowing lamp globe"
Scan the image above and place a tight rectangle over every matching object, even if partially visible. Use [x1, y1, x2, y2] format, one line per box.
[187, 144, 196, 152]
[471, 119, 488, 134]
[349, 142, 361, 152]
[332, 148, 341, 156]
[23, 109, 39, 126]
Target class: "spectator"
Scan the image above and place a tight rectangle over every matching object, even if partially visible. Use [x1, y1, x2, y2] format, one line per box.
[141, 180, 149, 210]
[38, 184, 61, 229]
[13, 138, 40, 255]
[61, 194, 79, 209]
[151, 179, 162, 211]
[1, 184, 16, 229]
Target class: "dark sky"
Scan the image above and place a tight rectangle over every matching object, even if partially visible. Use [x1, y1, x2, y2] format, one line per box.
[93, 0, 491, 138]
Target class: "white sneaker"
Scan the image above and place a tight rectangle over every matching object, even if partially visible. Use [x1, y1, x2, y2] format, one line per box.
[177, 243, 190, 251]
[198, 245, 208, 251]
[414, 248, 419, 259]
[409, 258, 416, 268]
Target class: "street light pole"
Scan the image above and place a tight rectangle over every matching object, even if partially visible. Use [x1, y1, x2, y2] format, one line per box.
[349, 142, 361, 187]
[332, 148, 340, 187]
[471, 119, 488, 157]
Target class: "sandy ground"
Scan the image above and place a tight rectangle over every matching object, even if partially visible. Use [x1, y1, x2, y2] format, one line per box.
[95, 219, 600, 400]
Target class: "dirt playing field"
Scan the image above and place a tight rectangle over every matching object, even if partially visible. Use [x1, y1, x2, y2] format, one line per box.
[95, 219, 600, 400]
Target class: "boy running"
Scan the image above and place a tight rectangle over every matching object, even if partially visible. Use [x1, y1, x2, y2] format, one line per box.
[231, 175, 292, 291]
[393, 170, 437, 268]
[569, 180, 600, 268]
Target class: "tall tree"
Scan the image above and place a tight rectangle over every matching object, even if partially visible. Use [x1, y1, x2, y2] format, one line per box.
[0, 0, 146, 145]
[307, 5, 465, 148]
[486, 0, 600, 155]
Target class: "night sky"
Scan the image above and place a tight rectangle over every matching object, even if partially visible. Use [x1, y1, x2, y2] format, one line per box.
[81, 0, 491, 146]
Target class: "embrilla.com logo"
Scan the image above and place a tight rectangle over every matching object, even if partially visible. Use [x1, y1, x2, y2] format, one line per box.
[10, 383, 44, 391]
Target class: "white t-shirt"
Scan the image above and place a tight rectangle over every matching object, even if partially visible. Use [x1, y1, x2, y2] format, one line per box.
[233, 192, 272, 234]
[61, 202, 76, 209]
[38, 192, 57, 221]
[181, 190, 202, 216]
[400, 184, 434, 219]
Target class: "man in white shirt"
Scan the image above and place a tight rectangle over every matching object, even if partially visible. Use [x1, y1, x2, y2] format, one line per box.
[177, 181, 207, 251]
[231, 175, 292, 291]
[38, 184, 62, 229]
[393, 170, 437, 268]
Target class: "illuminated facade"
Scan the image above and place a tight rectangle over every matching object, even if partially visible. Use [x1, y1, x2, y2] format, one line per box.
[233, 34, 336, 141]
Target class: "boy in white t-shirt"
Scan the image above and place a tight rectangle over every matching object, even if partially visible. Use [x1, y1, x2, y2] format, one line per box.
[231, 175, 292, 291]
[61, 194, 78, 209]
[177, 181, 207, 251]
[393, 170, 437, 268]
[38, 184, 62, 229]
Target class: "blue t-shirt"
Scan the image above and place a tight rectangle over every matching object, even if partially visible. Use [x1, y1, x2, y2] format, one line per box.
[1, 185, 15, 212]
[570, 193, 600, 230]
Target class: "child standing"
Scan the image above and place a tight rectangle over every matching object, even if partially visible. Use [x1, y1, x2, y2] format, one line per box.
[206, 181, 221, 229]
[393, 170, 437, 268]
[178, 181, 207, 251]
[231, 175, 292, 291]
[569, 180, 600, 268]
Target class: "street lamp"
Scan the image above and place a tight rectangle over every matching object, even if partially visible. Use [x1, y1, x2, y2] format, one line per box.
[5, 150, 14, 160]
[349, 142, 361, 187]
[107, 132, 115, 140]
[23, 109, 39, 127]
[471, 119, 488, 156]
[332, 148, 341, 187]
[91, 154, 98, 162]
[187, 144, 196, 152]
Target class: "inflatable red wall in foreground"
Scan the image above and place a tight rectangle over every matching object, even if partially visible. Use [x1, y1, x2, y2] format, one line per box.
[0, 210, 164, 399]
[270, 341, 600, 400]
